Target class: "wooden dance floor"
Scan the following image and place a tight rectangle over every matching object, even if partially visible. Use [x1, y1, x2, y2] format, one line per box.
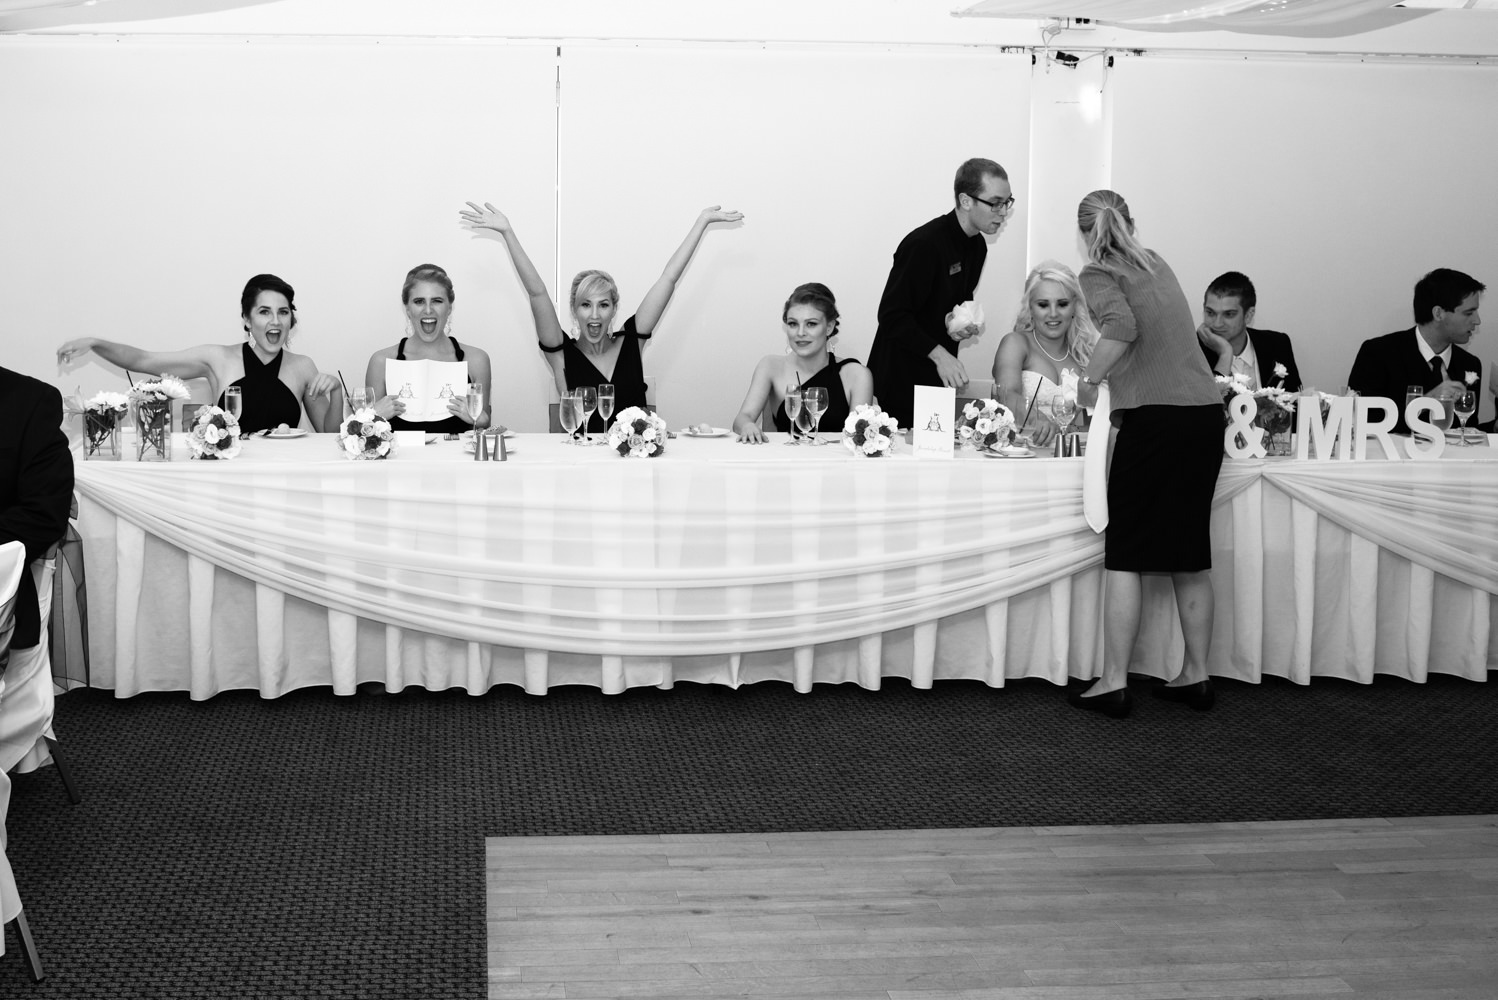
[486, 816, 1498, 999]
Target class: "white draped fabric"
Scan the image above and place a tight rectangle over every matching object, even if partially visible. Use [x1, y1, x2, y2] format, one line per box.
[72, 433, 1497, 699]
[956, 0, 1434, 35]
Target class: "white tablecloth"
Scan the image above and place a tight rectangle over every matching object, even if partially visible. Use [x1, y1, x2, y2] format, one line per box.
[73, 432, 1498, 698]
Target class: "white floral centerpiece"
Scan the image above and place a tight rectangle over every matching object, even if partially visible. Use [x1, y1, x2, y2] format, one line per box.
[337, 408, 395, 460]
[128, 375, 190, 461]
[1252, 385, 1298, 455]
[1214, 371, 1252, 405]
[956, 398, 1017, 451]
[186, 405, 243, 460]
[606, 406, 667, 457]
[82, 390, 130, 460]
[841, 404, 899, 457]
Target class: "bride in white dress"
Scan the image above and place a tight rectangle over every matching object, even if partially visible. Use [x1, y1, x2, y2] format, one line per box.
[990, 262, 1100, 446]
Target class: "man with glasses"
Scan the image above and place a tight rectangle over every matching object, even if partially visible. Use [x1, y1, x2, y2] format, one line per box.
[869, 158, 1012, 429]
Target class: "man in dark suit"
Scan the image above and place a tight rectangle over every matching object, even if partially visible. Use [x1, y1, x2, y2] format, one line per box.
[1347, 268, 1484, 435]
[0, 365, 74, 665]
[1196, 271, 1302, 392]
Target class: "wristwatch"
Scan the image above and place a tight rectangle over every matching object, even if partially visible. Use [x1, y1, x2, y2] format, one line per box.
[1081, 376, 1102, 386]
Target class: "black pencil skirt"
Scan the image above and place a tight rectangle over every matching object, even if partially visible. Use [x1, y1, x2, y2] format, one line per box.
[1105, 403, 1225, 573]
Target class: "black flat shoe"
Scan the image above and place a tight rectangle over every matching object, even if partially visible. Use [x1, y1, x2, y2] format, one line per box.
[1067, 687, 1132, 719]
[1152, 679, 1215, 712]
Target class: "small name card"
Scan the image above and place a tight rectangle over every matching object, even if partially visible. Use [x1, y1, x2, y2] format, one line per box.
[912, 385, 956, 459]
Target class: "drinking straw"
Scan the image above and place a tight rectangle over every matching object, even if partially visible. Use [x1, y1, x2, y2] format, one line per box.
[336, 369, 351, 400]
[1020, 380, 1043, 431]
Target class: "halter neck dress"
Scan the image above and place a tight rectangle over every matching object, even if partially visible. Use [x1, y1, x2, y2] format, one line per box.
[773, 355, 857, 436]
[218, 343, 303, 434]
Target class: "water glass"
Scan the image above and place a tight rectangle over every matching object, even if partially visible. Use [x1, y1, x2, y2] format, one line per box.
[558, 391, 581, 443]
[223, 386, 243, 422]
[1404, 385, 1422, 424]
[1454, 389, 1477, 445]
[576, 386, 598, 444]
[784, 388, 803, 446]
[350, 386, 372, 413]
[802, 386, 828, 445]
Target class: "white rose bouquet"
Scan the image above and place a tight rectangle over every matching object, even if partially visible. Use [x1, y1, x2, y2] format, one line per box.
[841, 404, 899, 457]
[606, 406, 667, 457]
[186, 405, 243, 460]
[956, 397, 1016, 451]
[338, 408, 395, 460]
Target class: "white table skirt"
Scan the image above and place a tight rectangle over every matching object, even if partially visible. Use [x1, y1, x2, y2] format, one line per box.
[73, 432, 1498, 698]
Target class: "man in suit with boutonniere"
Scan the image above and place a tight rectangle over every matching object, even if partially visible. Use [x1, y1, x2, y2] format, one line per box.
[1196, 271, 1302, 393]
[1347, 268, 1484, 435]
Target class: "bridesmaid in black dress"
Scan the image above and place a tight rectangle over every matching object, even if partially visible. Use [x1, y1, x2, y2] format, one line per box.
[458, 201, 742, 434]
[730, 283, 874, 444]
[58, 273, 342, 434]
[364, 263, 493, 434]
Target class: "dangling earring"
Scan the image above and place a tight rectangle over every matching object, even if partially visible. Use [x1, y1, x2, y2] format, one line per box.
[404, 314, 414, 338]
[444, 314, 454, 338]
[244, 323, 253, 345]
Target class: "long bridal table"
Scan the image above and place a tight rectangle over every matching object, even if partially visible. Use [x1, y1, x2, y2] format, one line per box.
[73, 432, 1498, 699]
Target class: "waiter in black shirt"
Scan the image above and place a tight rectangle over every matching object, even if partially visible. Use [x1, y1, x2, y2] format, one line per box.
[868, 158, 1012, 429]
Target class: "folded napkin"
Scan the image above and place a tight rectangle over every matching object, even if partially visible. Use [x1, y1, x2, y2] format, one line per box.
[1083, 384, 1111, 534]
[946, 300, 985, 338]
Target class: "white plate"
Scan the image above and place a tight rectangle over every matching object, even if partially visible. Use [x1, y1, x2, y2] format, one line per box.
[264, 428, 308, 439]
[681, 427, 732, 438]
[984, 446, 1035, 459]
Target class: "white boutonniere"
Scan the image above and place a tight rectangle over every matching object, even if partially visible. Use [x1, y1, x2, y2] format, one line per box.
[1273, 362, 1289, 381]
[1464, 370, 1478, 386]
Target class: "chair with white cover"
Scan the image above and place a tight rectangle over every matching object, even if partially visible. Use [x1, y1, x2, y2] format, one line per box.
[0, 539, 44, 979]
[0, 540, 73, 804]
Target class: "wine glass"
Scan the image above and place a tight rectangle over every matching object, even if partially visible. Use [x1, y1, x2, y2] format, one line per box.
[466, 382, 484, 429]
[576, 386, 598, 444]
[1050, 394, 1077, 434]
[802, 386, 827, 445]
[1454, 389, 1477, 445]
[557, 391, 580, 444]
[596, 383, 615, 441]
[783, 388, 803, 446]
[350, 385, 372, 413]
[223, 386, 243, 423]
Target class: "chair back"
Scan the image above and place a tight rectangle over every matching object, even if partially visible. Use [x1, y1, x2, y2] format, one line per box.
[0, 540, 26, 673]
[180, 402, 207, 430]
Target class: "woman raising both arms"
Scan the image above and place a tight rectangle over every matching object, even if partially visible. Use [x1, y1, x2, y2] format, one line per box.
[57, 273, 342, 433]
[731, 283, 873, 444]
[458, 202, 742, 434]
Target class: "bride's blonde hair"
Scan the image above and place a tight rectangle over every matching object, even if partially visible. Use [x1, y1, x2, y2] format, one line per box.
[1009, 261, 1100, 365]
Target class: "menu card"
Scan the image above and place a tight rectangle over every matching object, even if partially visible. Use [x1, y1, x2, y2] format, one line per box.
[384, 359, 468, 423]
[912, 385, 956, 459]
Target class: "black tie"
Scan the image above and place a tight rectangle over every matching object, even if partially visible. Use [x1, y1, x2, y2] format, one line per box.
[1431, 356, 1445, 384]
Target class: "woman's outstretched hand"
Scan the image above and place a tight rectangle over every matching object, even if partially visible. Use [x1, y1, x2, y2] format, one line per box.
[700, 205, 744, 225]
[459, 202, 512, 234]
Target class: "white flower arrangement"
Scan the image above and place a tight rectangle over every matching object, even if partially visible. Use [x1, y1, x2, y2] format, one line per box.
[841, 404, 899, 457]
[85, 390, 131, 415]
[956, 397, 1016, 451]
[606, 406, 667, 457]
[1215, 371, 1252, 404]
[337, 408, 395, 460]
[1464, 370, 1479, 386]
[128, 375, 191, 405]
[186, 405, 243, 460]
[80, 390, 131, 458]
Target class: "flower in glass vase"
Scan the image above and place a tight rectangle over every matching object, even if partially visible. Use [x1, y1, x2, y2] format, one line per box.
[337, 408, 395, 460]
[1252, 385, 1297, 456]
[957, 398, 1016, 451]
[842, 404, 899, 457]
[186, 405, 243, 460]
[128, 375, 190, 461]
[1214, 371, 1252, 405]
[606, 406, 667, 457]
[82, 390, 130, 460]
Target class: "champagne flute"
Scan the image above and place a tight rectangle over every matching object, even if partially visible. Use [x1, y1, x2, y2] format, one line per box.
[596, 383, 615, 441]
[576, 386, 598, 445]
[466, 382, 484, 430]
[1404, 385, 1422, 429]
[1454, 389, 1477, 445]
[223, 386, 243, 423]
[783, 388, 803, 446]
[802, 386, 827, 445]
[558, 391, 580, 444]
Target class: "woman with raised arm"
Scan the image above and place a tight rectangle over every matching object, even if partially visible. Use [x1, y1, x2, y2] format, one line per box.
[731, 283, 873, 444]
[1067, 190, 1225, 720]
[991, 262, 1100, 447]
[363, 263, 492, 434]
[458, 201, 742, 434]
[57, 273, 342, 433]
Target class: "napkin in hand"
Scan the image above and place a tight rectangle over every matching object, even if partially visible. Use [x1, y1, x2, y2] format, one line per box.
[946, 301, 985, 340]
[1083, 383, 1111, 534]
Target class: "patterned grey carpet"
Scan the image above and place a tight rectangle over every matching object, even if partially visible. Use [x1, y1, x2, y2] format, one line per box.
[3, 674, 1496, 997]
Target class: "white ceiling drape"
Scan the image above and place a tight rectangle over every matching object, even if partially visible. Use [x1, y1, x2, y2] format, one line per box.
[955, 0, 1440, 36]
[0, 0, 274, 32]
